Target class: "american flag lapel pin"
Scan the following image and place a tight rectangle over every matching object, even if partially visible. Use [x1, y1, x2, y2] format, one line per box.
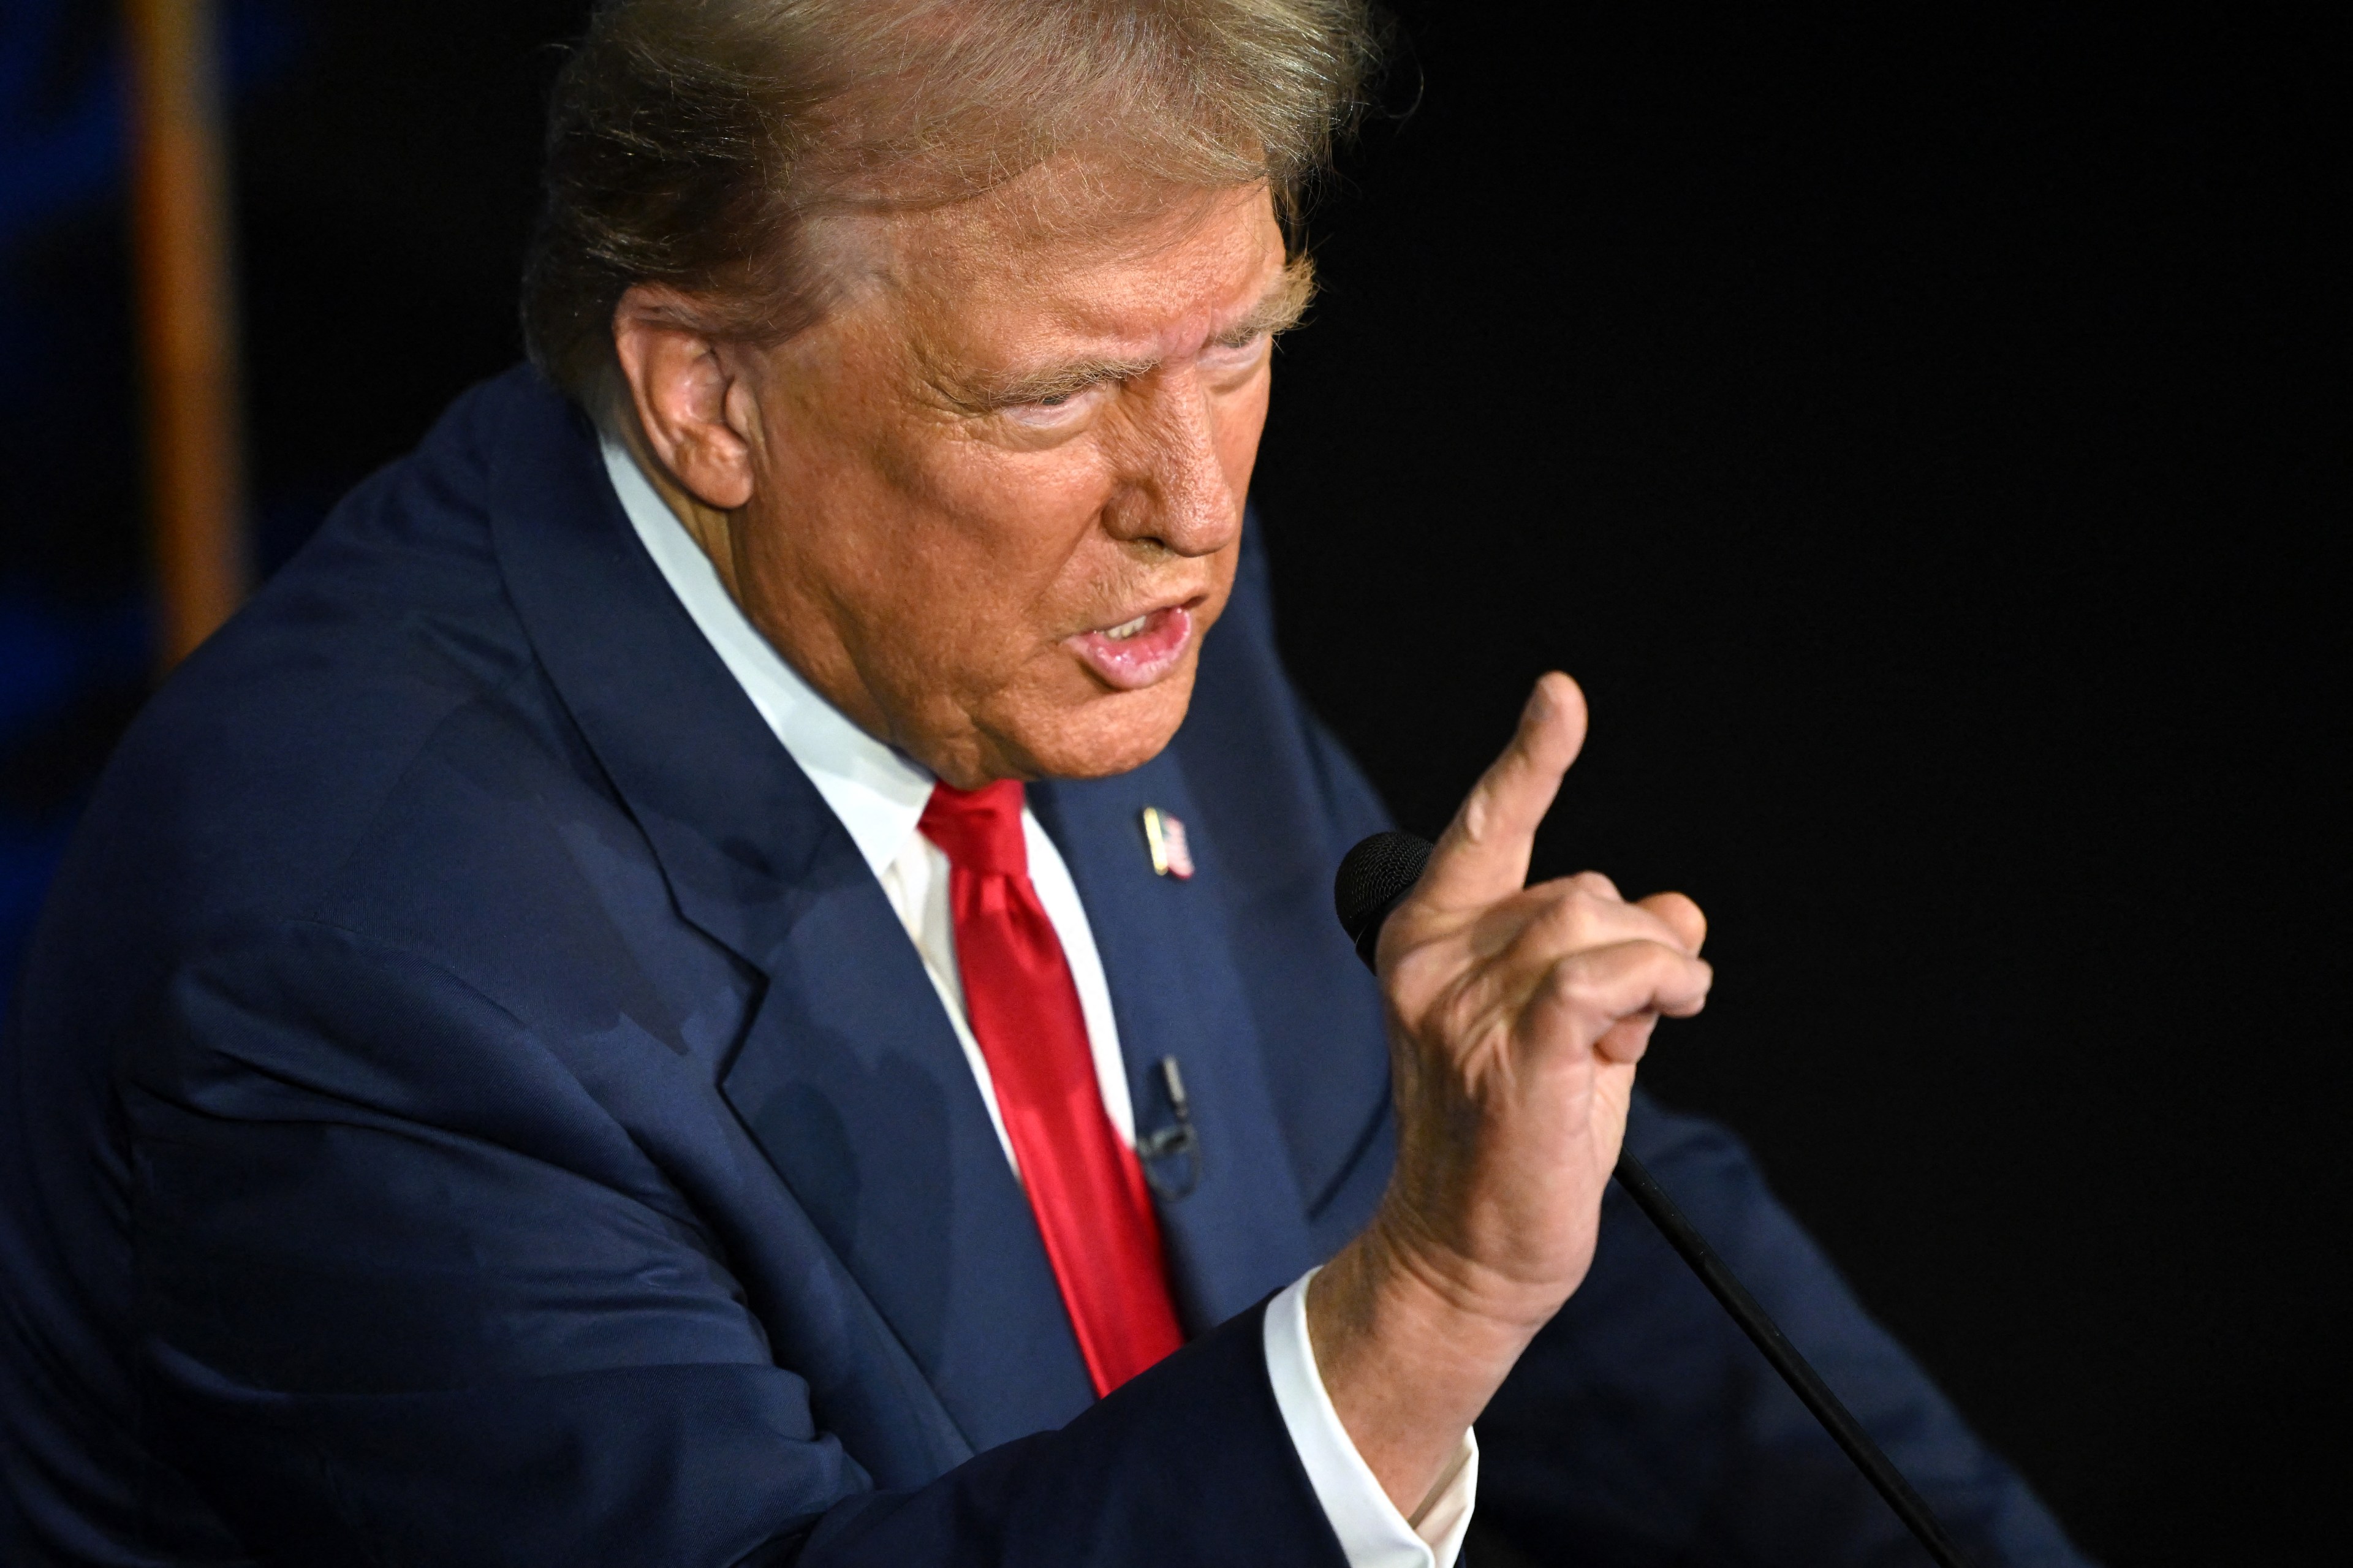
[1140, 806, 1195, 879]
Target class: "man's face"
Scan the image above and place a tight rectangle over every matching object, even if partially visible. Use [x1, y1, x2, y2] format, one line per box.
[717, 177, 1302, 787]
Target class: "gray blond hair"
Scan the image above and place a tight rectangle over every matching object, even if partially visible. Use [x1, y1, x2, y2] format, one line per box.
[520, 0, 1385, 407]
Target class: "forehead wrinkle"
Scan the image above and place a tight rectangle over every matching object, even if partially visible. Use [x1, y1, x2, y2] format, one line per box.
[1105, 248, 1313, 360]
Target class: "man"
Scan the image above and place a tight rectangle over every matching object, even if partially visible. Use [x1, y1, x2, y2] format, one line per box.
[1, 2, 2089, 1564]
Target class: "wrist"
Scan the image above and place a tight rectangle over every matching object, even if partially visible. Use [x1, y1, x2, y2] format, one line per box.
[1304, 1222, 1542, 1513]
[1311, 1218, 1547, 1393]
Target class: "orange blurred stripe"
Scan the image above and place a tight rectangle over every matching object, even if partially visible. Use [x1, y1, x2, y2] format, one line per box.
[123, 0, 249, 669]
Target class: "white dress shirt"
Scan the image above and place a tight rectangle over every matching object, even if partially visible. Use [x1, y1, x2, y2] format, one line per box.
[604, 437, 1476, 1567]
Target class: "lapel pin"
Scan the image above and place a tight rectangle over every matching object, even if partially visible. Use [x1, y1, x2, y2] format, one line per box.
[1140, 806, 1195, 879]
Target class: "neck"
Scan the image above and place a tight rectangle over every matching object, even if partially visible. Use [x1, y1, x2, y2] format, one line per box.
[604, 409, 992, 780]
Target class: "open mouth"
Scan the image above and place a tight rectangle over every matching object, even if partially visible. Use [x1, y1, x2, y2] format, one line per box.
[1067, 603, 1195, 690]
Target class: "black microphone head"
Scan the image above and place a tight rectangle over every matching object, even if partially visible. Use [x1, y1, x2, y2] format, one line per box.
[1334, 830, 1435, 971]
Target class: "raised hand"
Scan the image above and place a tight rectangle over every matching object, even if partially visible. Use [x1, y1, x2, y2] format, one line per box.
[1307, 673, 1713, 1513]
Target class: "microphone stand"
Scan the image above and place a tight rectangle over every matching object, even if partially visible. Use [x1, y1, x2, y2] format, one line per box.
[1610, 1149, 1974, 1568]
[1336, 830, 1976, 1568]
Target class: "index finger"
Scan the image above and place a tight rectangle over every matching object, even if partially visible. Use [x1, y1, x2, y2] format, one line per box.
[1415, 673, 1589, 913]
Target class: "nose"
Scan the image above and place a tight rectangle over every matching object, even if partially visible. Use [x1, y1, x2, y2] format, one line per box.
[1101, 365, 1247, 558]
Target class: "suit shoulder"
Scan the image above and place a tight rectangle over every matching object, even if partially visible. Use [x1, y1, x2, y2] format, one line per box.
[40, 373, 631, 984]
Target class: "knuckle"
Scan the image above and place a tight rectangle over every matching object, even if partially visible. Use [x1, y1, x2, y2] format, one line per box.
[1541, 951, 1608, 1010]
[1529, 890, 1591, 943]
[1531, 880, 1601, 926]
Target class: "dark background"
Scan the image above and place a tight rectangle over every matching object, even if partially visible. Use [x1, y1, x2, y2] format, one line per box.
[1, 3, 2339, 1563]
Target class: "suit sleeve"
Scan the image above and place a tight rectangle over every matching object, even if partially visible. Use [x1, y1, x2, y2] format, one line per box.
[124, 918, 1349, 1567]
[1471, 1094, 2094, 1567]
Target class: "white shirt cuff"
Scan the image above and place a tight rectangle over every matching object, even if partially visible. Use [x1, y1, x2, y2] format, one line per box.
[1262, 1268, 1479, 1568]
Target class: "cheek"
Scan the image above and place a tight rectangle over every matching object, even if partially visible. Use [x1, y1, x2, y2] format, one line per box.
[847, 458, 1116, 693]
[968, 445, 1120, 533]
[908, 456, 1121, 623]
[794, 400, 1091, 570]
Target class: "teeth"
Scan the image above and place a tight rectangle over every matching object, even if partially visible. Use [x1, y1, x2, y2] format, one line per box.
[1104, 614, 1149, 640]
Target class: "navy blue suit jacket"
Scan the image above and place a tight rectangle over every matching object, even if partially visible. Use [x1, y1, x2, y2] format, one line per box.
[1, 368, 2086, 1566]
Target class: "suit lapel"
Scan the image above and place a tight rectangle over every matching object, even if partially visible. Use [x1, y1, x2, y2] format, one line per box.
[483, 374, 1093, 1450]
[1031, 754, 1320, 1331]
[715, 852, 1099, 1448]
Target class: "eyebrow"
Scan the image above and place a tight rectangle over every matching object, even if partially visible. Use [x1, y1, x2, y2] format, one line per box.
[948, 254, 1317, 411]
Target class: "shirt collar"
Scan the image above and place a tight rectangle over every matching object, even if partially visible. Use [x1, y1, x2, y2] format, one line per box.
[600, 433, 934, 881]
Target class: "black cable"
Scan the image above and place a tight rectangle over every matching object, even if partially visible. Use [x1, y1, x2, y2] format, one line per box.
[1608, 1148, 1974, 1567]
[1335, 830, 1976, 1568]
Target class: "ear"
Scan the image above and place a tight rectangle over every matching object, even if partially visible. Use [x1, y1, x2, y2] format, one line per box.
[612, 287, 760, 510]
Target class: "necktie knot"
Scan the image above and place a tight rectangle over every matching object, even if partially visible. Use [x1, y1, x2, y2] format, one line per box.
[919, 779, 1029, 877]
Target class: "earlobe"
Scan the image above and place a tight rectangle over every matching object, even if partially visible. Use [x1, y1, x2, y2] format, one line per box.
[612, 287, 759, 512]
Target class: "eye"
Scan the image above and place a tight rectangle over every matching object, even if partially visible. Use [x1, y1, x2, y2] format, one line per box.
[1200, 331, 1271, 374]
[1001, 381, 1108, 428]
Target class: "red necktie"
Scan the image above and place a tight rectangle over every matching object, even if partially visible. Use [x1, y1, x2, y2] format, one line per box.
[919, 779, 1184, 1395]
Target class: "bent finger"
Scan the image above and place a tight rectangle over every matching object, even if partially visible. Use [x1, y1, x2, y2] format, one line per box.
[1595, 1014, 1661, 1067]
[1569, 869, 1623, 903]
[1481, 881, 1694, 968]
[1516, 941, 1713, 1051]
[1636, 891, 1707, 954]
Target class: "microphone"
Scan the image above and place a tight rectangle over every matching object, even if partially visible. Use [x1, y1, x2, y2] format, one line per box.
[1335, 830, 1977, 1568]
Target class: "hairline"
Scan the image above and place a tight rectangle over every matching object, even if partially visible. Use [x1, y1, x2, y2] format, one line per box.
[530, 1, 1384, 415]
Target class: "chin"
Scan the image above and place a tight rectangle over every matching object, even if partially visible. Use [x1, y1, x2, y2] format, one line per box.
[1005, 665, 1199, 782]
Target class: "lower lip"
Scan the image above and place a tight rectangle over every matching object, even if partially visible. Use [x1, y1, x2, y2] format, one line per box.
[1069, 605, 1194, 690]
